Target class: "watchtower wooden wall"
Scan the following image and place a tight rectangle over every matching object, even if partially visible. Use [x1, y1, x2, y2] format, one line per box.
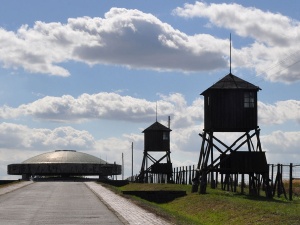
[201, 74, 260, 132]
[144, 127, 170, 152]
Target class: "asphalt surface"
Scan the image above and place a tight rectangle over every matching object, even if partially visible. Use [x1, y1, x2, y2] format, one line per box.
[0, 181, 172, 225]
[0, 182, 123, 225]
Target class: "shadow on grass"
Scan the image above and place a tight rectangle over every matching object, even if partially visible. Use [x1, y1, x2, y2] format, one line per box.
[229, 192, 291, 204]
[206, 188, 291, 204]
[122, 190, 187, 203]
[98, 180, 129, 187]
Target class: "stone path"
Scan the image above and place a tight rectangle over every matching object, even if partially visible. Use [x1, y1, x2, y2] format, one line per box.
[85, 182, 173, 225]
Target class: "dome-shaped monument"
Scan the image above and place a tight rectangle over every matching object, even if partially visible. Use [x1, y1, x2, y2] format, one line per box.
[22, 150, 107, 164]
[8, 150, 121, 180]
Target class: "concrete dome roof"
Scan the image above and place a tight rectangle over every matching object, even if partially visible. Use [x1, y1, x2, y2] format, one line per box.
[22, 150, 107, 164]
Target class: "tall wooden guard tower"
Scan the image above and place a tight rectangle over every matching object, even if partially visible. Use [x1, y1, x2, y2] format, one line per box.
[136, 120, 173, 183]
[192, 73, 271, 197]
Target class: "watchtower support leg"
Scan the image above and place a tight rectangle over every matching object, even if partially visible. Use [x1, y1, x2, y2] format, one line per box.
[192, 131, 208, 192]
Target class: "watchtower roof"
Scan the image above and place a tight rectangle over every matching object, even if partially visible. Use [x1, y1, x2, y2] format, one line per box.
[142, 121, 171, 133]
[201, 73, 261, 95]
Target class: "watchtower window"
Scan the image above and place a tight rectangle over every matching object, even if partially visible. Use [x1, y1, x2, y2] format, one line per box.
[163, 132, 169, 140]
[244, 92, 254, 108]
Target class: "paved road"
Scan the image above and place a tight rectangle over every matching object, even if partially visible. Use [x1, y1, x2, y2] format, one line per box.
[0, 182, 123, 225]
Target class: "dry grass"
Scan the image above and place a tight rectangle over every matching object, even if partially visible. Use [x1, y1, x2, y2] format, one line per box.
[283, 179, 300, 196]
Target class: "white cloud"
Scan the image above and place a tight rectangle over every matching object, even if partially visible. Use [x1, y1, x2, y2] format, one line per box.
[0, 92, 203, 127]
[258, 100, 300, 125]
[0, 8, 227, 76]
[0, 24, 71, 76]
[159, 93, 204, 129]
[173, 2, 300, 83]
[173, 2, 298, 46]
[1, 5, 299, 83]
[262, 130, 300, 155]
[0, 122, 95, 150]
[0, 93, 175, 123]
[2, 93, 299, 128]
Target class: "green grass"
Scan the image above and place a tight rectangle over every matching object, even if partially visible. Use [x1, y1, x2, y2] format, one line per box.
[109, 183, 300, 225]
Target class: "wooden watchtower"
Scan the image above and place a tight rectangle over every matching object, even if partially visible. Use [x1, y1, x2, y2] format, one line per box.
[192, 73, 271, 197]
[136, 120, 173, 183]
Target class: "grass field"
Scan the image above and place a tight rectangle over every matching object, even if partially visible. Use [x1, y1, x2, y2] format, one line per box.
[109, 182, 300, 225]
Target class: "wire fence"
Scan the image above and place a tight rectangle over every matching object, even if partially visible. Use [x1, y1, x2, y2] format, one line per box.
[128, 163, 300, 200]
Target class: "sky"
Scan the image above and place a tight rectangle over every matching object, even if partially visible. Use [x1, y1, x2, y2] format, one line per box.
[0, 0, 299, 180]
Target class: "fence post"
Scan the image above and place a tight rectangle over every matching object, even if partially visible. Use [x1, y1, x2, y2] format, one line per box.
[179, 167, 184, 184]
[189, 165, 192, 185]
[216, 171, 219, 188]
[182, 166, 184, 184]
[192, 165, 195, 181]
[277, 164, 281, 197]
[185, 166, 189, 184]
[176, 167, 178, 184]
[271, 164, 274, 189]
[289, 163, 293, 201]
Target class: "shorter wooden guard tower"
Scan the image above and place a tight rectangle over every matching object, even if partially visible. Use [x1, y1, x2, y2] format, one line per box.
[136, 120, 173, 183]
[192, 73, 271, 197]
